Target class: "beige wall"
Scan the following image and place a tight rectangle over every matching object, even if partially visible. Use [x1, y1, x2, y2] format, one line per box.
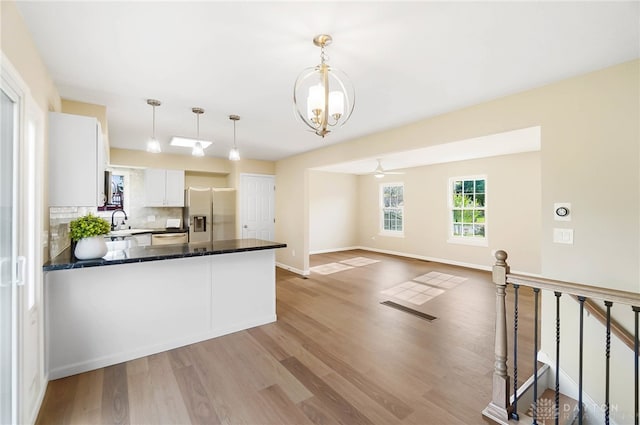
[185, 171, 229, 189]
[1, 1, 60, 114]
[110, 148, 232, 174]
[309, 171, 359, 253]
[2, 0, 61, 266]
[276, 60, 639, 292]
[356, 152, 541, 273]
[110, 148, 274, 184]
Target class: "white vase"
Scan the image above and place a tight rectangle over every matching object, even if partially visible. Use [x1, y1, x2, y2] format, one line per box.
[74, 236, 108, 260]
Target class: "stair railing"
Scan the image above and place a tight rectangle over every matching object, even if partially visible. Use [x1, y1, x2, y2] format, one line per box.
[483, 250, 640, 425]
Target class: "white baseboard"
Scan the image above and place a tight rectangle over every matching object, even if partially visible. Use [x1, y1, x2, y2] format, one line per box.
[307, 245, 541, 276]
[27, 376, 48, 425]
[48, 314, 277, 380]
[276, 262, 309, 276]
[353, 246, 493, 272]
[309, 246, 360, 255]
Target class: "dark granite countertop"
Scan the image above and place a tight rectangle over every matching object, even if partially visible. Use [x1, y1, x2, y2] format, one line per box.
[43, 238, 287, 271]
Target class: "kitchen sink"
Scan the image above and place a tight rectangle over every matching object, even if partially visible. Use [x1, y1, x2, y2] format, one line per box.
[108, 228, 151, 237]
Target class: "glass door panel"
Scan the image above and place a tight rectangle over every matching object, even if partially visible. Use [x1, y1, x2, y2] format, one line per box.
[1, 86, 17, 425]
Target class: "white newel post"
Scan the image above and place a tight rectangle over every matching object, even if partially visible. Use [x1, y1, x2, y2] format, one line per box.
[482, 250, 513, 424]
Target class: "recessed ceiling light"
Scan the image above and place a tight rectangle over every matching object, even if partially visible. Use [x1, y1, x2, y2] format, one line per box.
[169, 136, 212, 149]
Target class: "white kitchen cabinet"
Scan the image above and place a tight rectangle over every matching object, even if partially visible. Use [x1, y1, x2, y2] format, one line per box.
[49, 112, 106, 207]
[144, 168, 185, 207]
[45, 249, 277, 379]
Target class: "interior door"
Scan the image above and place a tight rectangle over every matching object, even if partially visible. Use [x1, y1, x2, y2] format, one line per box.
[240, 174, 275, 240]
[1, 70, 19, 425]
[1, 55, 44, 425]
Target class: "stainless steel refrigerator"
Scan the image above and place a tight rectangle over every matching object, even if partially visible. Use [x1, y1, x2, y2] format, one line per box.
[184, 187, 236, 243]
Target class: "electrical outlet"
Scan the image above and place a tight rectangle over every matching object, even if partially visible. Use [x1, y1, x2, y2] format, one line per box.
[147, 215, 155, 222]
[292, 249, 296, 257]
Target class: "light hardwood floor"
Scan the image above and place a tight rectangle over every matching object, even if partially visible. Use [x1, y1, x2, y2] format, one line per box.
[36, 250, 536, 425]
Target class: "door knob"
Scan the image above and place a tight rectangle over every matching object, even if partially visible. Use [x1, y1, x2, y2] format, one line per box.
[243, 225, 248, 229]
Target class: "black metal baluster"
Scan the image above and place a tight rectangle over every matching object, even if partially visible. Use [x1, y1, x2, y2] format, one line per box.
[554, 292, 562, 425]
[511, 283, 520, 421]
[578, 296, 586, 425]
[633, 305, 639, 425]
[533, 287, 540, 425]
[604, 301, 612, 425]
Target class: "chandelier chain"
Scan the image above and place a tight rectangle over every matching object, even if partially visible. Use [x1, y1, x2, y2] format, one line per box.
[320, 45, 329, 65]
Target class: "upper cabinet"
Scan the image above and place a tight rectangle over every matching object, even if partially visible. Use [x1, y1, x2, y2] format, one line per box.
[49, 112, 106, 207]
[144, 168, 185, 207]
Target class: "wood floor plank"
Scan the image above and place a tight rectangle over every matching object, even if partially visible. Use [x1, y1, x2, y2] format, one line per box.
[281, 356, 374, 425]
[298, 396, 340, 425]
[147, 353, 192, 424]
[167, 344, 195, 370]
[188, 341, 266, 424]
[216, 330, 314, 404]
[260, 323, 336, 378]
[321, 372, 403, 425]
[126, 362, 162, 424]
[101, 363, 130, 425]
[35, 374, 79, 425]
[69, 368, 103, 424]
[247, 326, 290, 361]
[173, 364, 221, 425]
[277, 315, 414, 420]
[253, 384, 316, 425]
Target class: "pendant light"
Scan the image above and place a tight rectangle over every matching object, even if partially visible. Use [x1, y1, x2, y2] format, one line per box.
[192, 107, 205, 157]
[293, 34, 355, 138]
[228, 114, 240, 161]
[146, 99, 161, 153]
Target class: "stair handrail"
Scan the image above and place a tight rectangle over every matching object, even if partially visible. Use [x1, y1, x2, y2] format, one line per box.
[483, 250, 640, 425]
[506, 274, 640, 306]
[578, 296, 636, 353]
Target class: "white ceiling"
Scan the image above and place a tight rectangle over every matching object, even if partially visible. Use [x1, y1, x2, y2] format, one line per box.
[16, 1, 639, 166]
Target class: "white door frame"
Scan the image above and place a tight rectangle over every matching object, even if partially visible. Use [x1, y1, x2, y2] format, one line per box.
[1, 53, 22, 425]
[1, 52, 45, 425]
[239, 173, 275, 240]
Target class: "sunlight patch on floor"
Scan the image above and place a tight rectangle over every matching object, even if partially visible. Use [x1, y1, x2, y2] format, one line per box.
[381, 272, 468, 305]
[310, 257, 381, 275]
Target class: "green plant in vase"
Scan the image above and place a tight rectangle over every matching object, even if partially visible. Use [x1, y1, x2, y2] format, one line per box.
[69, 213, 111, 259]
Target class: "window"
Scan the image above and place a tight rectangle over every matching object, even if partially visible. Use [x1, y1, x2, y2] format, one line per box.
[449, 176, 486, 245]
[98, 172, 125, 211]
[380, 183, 404, 235]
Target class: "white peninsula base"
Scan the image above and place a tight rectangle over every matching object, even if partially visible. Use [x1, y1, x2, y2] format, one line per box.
[45, 249, 277, 379]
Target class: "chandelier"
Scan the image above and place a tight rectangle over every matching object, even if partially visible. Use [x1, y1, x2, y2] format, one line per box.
[293, 34, 355, 138]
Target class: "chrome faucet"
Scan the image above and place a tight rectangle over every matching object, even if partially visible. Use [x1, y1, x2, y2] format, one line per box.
[111, 209, 128, 231]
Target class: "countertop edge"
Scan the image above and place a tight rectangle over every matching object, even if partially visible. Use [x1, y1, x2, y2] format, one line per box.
[43, 239, 287, 272]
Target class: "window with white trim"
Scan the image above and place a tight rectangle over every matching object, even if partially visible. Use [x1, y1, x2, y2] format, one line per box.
[449, 176, 486, 244]
[380, 183, 404, 235]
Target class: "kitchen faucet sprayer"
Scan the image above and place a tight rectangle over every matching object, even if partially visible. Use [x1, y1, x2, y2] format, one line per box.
[111, 209, 128, 231]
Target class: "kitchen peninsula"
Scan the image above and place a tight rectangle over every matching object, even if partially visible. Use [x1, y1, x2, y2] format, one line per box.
[43, 239, 286, 379]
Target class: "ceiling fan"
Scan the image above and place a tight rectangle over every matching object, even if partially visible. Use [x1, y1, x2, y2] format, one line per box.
[371, 159, 405, 179]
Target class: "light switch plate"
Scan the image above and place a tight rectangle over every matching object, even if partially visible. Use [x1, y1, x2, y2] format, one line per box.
[553, 228, 574, 244]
